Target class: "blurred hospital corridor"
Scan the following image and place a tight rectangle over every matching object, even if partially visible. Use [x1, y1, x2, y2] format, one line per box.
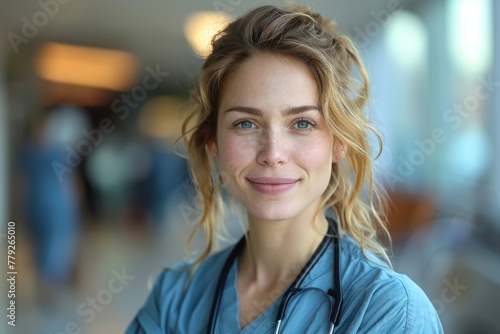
[1, 0, 500, 333]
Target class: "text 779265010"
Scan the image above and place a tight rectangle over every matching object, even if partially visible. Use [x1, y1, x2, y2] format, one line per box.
[6, 221, 17, 327]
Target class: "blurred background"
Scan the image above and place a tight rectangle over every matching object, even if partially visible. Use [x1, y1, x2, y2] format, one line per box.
[0, 0, 498, 333]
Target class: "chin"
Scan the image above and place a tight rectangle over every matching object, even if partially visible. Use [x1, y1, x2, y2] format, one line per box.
[246, 204, 302, 222]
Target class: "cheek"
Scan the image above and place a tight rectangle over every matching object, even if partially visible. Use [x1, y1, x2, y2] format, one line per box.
[304, 143, 333, 177]
[218, 136, 255, 175]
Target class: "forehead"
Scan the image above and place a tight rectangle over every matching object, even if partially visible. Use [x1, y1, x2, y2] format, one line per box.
[218, 53, 319, 113]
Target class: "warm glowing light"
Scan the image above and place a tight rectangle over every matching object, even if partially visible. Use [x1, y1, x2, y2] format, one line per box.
[138, 96, 188, 139]
[34, 42, 139, 91]
[184, 11, 232, 57]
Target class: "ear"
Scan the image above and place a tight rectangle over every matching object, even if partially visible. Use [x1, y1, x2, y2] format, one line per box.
[207, 140, 218, 159]
[333, 142, 347, 163]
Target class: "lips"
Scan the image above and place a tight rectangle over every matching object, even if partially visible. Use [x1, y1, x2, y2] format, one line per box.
[246, 177, 300, 195]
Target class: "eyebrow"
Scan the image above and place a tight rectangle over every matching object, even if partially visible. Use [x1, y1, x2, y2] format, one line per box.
[223, 105, 319, 116]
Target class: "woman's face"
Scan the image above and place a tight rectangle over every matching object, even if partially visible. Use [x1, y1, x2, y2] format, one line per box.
[210, 53, 340, 222]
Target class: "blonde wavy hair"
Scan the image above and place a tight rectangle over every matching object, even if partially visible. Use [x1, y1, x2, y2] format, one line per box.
[180, 4, 391, 267]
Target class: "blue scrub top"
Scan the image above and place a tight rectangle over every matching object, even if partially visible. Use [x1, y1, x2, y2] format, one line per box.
[126, 235, 443, 333]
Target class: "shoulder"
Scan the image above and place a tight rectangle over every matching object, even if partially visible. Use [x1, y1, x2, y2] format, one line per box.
[154, 246, 231, 292]
[339, 236, 443, 333]
[126, 245, 234, 333]
[149, 245, 233, 313]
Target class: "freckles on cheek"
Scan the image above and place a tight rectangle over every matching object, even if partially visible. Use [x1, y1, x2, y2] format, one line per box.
[308, 146, 332, 165]
[226, 136, 255, 156]
[219, 141, 250, 175]
[305, 147, 333, 176]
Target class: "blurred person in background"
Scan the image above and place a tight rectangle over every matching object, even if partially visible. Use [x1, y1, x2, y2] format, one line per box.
[84, 132, 140, 220]
[18, 106, 85, 302]
[126, 4, 443, 333]
[125, 97, 192, 236]
[133, 137, 188, 230]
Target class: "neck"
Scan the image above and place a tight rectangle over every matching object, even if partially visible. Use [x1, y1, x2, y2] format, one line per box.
[238, 208, 329, 287]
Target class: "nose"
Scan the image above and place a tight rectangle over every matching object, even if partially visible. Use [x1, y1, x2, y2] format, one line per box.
[256, 129, 289, 167]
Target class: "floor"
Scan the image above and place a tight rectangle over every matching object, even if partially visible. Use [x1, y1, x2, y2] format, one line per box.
[6, 200, 213, 334]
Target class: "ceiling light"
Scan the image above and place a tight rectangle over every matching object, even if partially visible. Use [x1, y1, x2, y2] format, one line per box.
[35, 42, 139, 91]
[184, 11, 231, 57]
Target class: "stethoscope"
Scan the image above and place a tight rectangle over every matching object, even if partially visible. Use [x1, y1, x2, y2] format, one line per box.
[207, 217, 343, 334]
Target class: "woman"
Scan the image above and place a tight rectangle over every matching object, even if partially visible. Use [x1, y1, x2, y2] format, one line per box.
[127, 5, 443, 333]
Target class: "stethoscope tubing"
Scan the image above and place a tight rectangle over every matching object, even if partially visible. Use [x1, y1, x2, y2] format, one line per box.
[207, 218, 343, 334]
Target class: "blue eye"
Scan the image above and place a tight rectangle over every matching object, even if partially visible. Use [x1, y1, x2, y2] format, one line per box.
[295, 118, 315, 129]
[296, 120, 310, 129]
[239, 120, 254, 128]
[232, 119, 257, 130]
[233, 119, 256, 130]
